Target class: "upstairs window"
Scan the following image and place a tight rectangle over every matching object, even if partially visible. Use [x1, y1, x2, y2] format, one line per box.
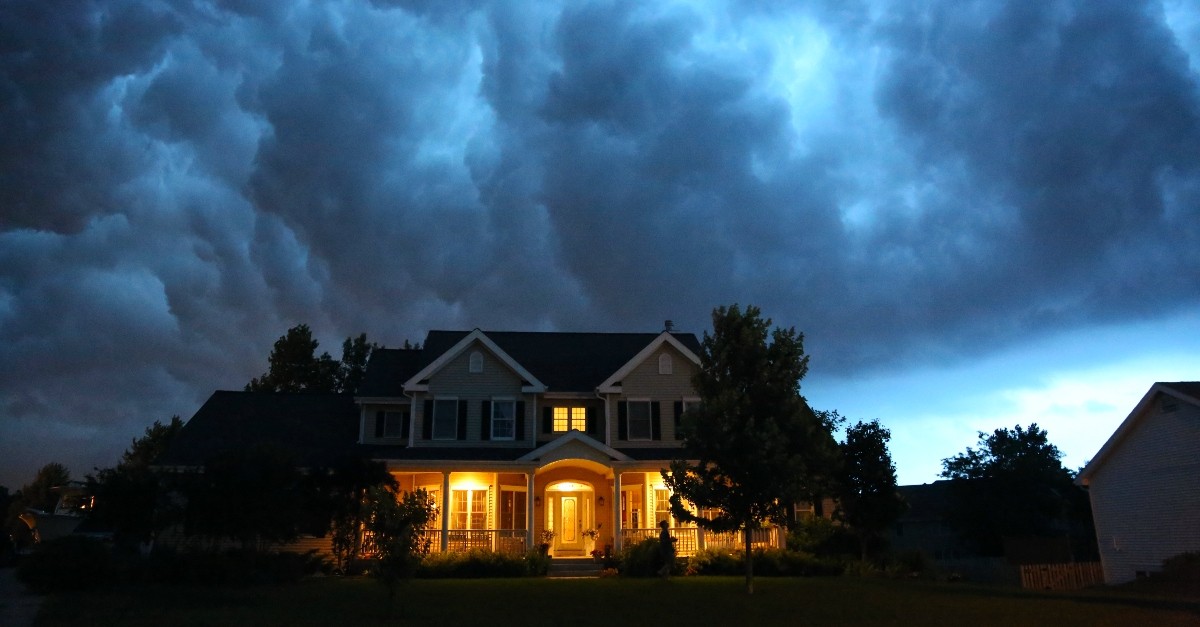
[433, 399, 459, 440]
[658, 353, 673, 375]
[553, 407, 586, 432]
[492, 399, 516, 440]
[379, 410, 409, 439]
[627, 400, 652, 440]
[469, 351, 483, 373]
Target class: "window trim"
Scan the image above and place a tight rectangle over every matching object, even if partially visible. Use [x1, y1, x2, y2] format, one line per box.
[491, 397, 517, 441]
[432, 397, 459, 441]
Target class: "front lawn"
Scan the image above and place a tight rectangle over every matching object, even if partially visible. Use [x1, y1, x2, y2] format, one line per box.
[36, 576, 1200, 627]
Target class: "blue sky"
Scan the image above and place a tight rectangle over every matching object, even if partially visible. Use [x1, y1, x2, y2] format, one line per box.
[1, 0, 1198, 489]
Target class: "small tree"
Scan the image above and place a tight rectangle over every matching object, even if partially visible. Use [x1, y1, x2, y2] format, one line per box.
[835, 420, 907, 561]
[366, 486, 435, 617]
[182, 447, 306, 551]
[246, 324, 340, 393]
[664, 304, 839, 594]
[316, 458, 397, 573]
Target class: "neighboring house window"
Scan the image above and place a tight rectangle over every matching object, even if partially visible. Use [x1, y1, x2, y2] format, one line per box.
[492, 399, 516, 440]
[433, 399, 459, 440]
[469, 351, 483, 373]
[451, 489, 488, 530]
[658, 353, 673, 375]
[499, 489, 527, 530]
[627, 400, 653, 440]
[553, 406, 586, 432]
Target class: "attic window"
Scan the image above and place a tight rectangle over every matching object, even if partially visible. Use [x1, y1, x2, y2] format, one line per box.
[658, 353, 673, 375]
[469, 351, 483, 374]
[1161, 396, 1178, 413]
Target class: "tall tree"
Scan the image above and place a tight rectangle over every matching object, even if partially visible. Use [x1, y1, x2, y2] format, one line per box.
[940, 423, 1086, 556]
[835, 420, 907, 561]
[664, 304, 839, 594]
[338, 333, 379, 395]
[246, 324, 340, 393]
[87, 417, 184, 549]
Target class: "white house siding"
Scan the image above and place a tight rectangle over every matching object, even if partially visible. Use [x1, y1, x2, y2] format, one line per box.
[1089, 397, 1200, 584]
[611, 344, 699, 447]
[416, 343, 532, 447]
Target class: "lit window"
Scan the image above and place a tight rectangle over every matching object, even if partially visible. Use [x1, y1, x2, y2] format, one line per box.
[553, 407, 587, 432]
[433, 399, 458, 440]
[451, 489, 488, 530]
[658, 353, 673, 375]
[469, 351, 483, 373]
[655, 489, 671, 525]
[627, 401, 652, 440]
[492, 399, 516, 440]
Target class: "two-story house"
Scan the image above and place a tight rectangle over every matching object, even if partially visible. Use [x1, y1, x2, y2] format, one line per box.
[160, 327, 782, 557]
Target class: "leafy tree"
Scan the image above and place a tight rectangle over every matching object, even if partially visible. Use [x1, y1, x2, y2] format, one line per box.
[338, 333, 379, 395]
[313, 457, 397, 573]
[835, 420, 906, 561]
[940, 423, 1088, 556]
[182, 447, 306, 551]
[663, 304, 839, 594]
[366, 486, 435, 617]
[246, 324, 341, 393]
[5, 463, 71, 551]
[86, 417, 184, 550]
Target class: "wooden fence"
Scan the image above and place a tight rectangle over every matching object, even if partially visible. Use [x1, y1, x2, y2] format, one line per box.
[1019, 562, 1104, 590]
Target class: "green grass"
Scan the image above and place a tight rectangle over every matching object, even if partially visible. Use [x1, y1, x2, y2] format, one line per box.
[36, 576, 1200, 627]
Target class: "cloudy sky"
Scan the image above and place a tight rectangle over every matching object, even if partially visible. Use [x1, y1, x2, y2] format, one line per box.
[2, 0, 1199, 490]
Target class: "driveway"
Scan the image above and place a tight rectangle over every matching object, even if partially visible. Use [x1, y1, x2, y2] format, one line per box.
[0, 568, 41, 627]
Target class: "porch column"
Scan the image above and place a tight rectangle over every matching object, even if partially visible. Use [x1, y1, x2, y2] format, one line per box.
[612, 470, 622, 552]
[526, 472, 535, 550]
[440, 471, 451, 553]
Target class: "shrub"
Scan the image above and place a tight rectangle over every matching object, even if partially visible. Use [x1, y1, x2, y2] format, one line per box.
[1160, 551, 1200, 582]
[523, 549, 551, 576]
[683, 547, 843, 577]
[787, 517, 857, 558]
[416, 549, 527, 578]
[619, 537, 678, 577]
[16, 535, 115, 594]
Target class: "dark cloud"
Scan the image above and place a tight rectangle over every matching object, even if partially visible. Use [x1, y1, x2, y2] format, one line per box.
[2, 0, 1199, 486]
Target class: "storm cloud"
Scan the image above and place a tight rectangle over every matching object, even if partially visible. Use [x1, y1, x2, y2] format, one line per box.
[2, 0, 1199, 486]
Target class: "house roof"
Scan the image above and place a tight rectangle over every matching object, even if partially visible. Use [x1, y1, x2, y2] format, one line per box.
[359, 330, 702, 397]
[1075, 381, 1200, 486]
[156, 391, 360, 468]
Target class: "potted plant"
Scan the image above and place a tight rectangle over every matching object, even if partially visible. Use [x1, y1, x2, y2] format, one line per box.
[583, 523, 601, 556]
[538, 529, 555, 557]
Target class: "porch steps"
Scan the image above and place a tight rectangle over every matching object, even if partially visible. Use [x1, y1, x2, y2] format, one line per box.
[547, 558, 603, 579]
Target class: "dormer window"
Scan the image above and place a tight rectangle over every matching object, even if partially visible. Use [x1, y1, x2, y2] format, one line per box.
[469, 351, 483, 374]
[658, 353, 673, 375]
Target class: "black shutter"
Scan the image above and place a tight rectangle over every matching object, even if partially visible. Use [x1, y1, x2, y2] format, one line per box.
[481, 400, 491, 440]
[651, 402, 662, 440]
[543, 407, 553, 434]
[457, 400, 468, 440]
[401, 410, 411, 441]
[618, 401, 628, 440]
[673, 401, 683, 440]
[375, 410, 385, 438]
[516, 401, 526, 440]
[423, 400, 433, 440]
[587, 406, 599, 437]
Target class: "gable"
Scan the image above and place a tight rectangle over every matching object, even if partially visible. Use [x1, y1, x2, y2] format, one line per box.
[1077, 381, 1200, 486]
[404, 329, 545, 393]
[597, 332, 702, 393]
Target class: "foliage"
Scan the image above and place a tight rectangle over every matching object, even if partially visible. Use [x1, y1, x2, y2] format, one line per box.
[5, 462, 71, 522]
[365, 486, 436, 616]
[313, 457, 397, 573]
[619, 537, 678, 577]
[683, 548, 844, 577]
[245, 324, 341, 393]
[338, 333, 379, 395]
[417, 548, 529, 578]
[86, 416, 184, 550]
[139, 548, 327, 586]
[16, 535, 114, 593]
[181, 446, 306, 550]
[786, 516, 859, 558]
[1160, 551, 1200, 582]
[523, 548, 551, 576]
[664, 304, 839, 593]
[940, 424, 1092, 556]
[835, 420, 907, 561]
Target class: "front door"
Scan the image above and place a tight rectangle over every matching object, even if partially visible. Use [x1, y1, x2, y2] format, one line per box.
[557, 493, 583, 553]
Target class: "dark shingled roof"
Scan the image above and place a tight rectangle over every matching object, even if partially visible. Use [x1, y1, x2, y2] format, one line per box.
[157, 391, 360, 468]
[360, 330, 702, 397]
[1162, 381, 1200, 400]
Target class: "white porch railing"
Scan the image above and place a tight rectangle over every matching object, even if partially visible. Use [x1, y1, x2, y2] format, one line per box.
[619, 527, 780, 556]
[418, 529, 528, 555]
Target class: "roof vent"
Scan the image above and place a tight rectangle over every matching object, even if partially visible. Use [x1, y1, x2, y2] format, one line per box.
[663, 320, 675, 332]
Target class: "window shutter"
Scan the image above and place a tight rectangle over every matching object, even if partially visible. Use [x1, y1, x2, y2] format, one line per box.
[457, 401, 468, 440]
[673, 402, 683, 440]
[481, 400, 492, 440]
[587, 406, 599, 437]
[423, 400, 433, 440]
[516, 402, 526, 440]
[618, 401, 628, 440]
[542, 407, 553, 433]
[401, 410, 411, 441]
[651, 402, 662, 440]
[375, 410, 385, 438]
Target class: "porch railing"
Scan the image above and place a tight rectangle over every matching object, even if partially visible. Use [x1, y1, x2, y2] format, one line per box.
[620, 526, 780, 556]
[703, 527, 780, 551]
[418, 529, 528, 555]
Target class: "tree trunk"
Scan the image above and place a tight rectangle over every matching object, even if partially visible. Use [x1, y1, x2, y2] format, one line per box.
[744, 523, 754, 595]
